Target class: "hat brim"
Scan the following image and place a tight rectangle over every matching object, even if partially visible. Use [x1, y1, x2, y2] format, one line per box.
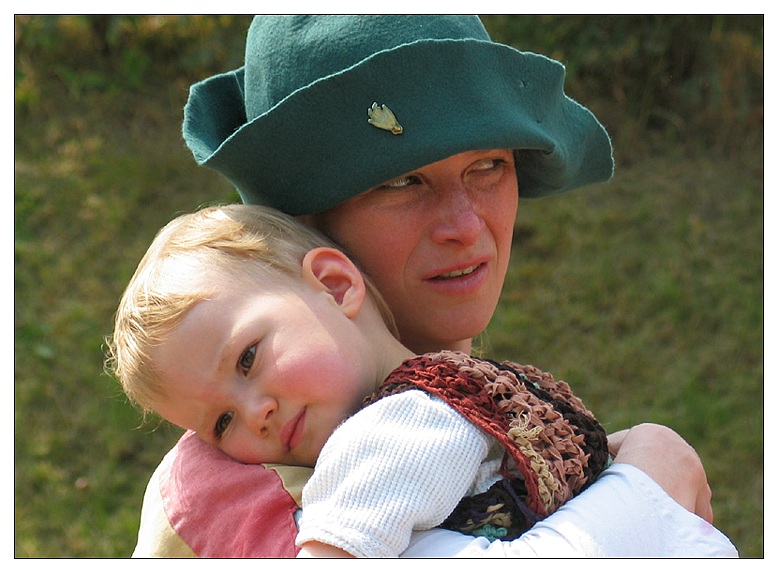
[184, 38, 613, 216]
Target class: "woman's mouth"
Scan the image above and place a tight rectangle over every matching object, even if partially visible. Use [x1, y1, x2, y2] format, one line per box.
[425, 261, 490, 295]
[433, 264, 481, 280]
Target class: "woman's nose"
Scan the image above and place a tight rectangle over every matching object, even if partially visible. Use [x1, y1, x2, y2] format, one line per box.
[429, 185, 482, 246]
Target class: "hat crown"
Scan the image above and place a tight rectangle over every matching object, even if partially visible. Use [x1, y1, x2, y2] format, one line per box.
[244, 15, 490, 121]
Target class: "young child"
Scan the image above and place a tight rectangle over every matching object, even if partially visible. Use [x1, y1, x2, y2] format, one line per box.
[107, 203, 610, 558]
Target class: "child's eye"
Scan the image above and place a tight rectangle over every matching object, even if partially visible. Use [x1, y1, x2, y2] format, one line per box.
[214, 411, 233, 439]
[238, 344, 256, 374]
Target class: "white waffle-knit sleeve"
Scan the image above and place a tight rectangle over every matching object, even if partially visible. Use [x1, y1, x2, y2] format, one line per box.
[401, 464, 738, 558]
[296, 390, 491, 557]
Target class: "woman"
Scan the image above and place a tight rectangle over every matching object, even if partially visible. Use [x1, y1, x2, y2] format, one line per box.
[131, 15, 735, 557]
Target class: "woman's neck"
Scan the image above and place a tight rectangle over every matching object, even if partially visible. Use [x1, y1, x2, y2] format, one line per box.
[406, 336, 473, 356]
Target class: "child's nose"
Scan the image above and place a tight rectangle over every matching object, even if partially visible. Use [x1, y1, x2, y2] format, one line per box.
[245, 396, 278, 438]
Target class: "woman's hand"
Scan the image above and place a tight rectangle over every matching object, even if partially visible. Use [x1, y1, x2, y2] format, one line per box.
[608, 423, 714, 523]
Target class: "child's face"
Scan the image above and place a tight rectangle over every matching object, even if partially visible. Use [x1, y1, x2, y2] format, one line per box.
[147, 270, 380, 467]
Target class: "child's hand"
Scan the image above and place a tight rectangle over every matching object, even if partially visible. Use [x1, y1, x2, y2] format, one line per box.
[296, 541, 355, 558]
[610, 423, 714, 523]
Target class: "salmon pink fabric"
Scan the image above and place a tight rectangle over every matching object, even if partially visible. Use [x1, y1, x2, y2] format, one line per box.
[160, 430, 301, 557]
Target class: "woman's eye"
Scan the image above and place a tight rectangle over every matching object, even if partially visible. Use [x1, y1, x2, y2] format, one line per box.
[380, 174, 419, 189]
[467, 157, 513, 187]
[214, 411, 233, 439]
[238, 344, 256, 374]
[472, 158, 501, 171]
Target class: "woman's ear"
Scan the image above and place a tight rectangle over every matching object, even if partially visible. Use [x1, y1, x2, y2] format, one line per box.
[301, 247, 366, 318]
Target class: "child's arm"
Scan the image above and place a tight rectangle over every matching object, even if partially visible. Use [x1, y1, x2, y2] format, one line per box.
[296, 390, 490, 557]
[296, 541, 354, 558]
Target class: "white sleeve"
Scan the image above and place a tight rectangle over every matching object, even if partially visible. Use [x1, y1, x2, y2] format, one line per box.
[296, 390, 491, 558]
[401, 464, 739, 558]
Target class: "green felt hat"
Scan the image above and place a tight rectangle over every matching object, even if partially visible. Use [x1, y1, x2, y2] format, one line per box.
[183, 15, 614, 216]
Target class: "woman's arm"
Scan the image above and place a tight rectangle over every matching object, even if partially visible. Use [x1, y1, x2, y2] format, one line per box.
[402, 463, 737, 558]
[608, 423, 714, 523]
[402, 423, 735, 558]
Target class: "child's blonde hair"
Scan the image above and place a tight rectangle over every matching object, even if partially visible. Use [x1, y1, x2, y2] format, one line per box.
[105, 204, 396, 414]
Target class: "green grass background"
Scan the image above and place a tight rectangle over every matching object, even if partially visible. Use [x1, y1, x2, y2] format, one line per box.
[14, 16, 763, 557]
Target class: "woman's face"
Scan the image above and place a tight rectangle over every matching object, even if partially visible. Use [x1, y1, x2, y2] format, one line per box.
[310, 149, 519, 354]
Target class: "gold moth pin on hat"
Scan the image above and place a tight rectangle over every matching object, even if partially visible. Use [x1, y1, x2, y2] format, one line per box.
[367, 102, 403, 134]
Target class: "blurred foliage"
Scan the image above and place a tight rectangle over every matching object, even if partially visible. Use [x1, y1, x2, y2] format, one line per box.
[14, 15, 251, 112]
[482, 15, 763, 157]
[15, 15, 762, 558]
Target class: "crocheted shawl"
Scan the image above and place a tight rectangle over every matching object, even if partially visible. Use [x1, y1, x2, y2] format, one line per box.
[363, 351, 609, 540]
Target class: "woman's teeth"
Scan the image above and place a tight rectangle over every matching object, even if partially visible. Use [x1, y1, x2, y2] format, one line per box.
[437, 264, 479, 279]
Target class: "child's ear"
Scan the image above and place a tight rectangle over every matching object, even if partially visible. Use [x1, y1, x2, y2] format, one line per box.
[301, 247, 366, 318]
